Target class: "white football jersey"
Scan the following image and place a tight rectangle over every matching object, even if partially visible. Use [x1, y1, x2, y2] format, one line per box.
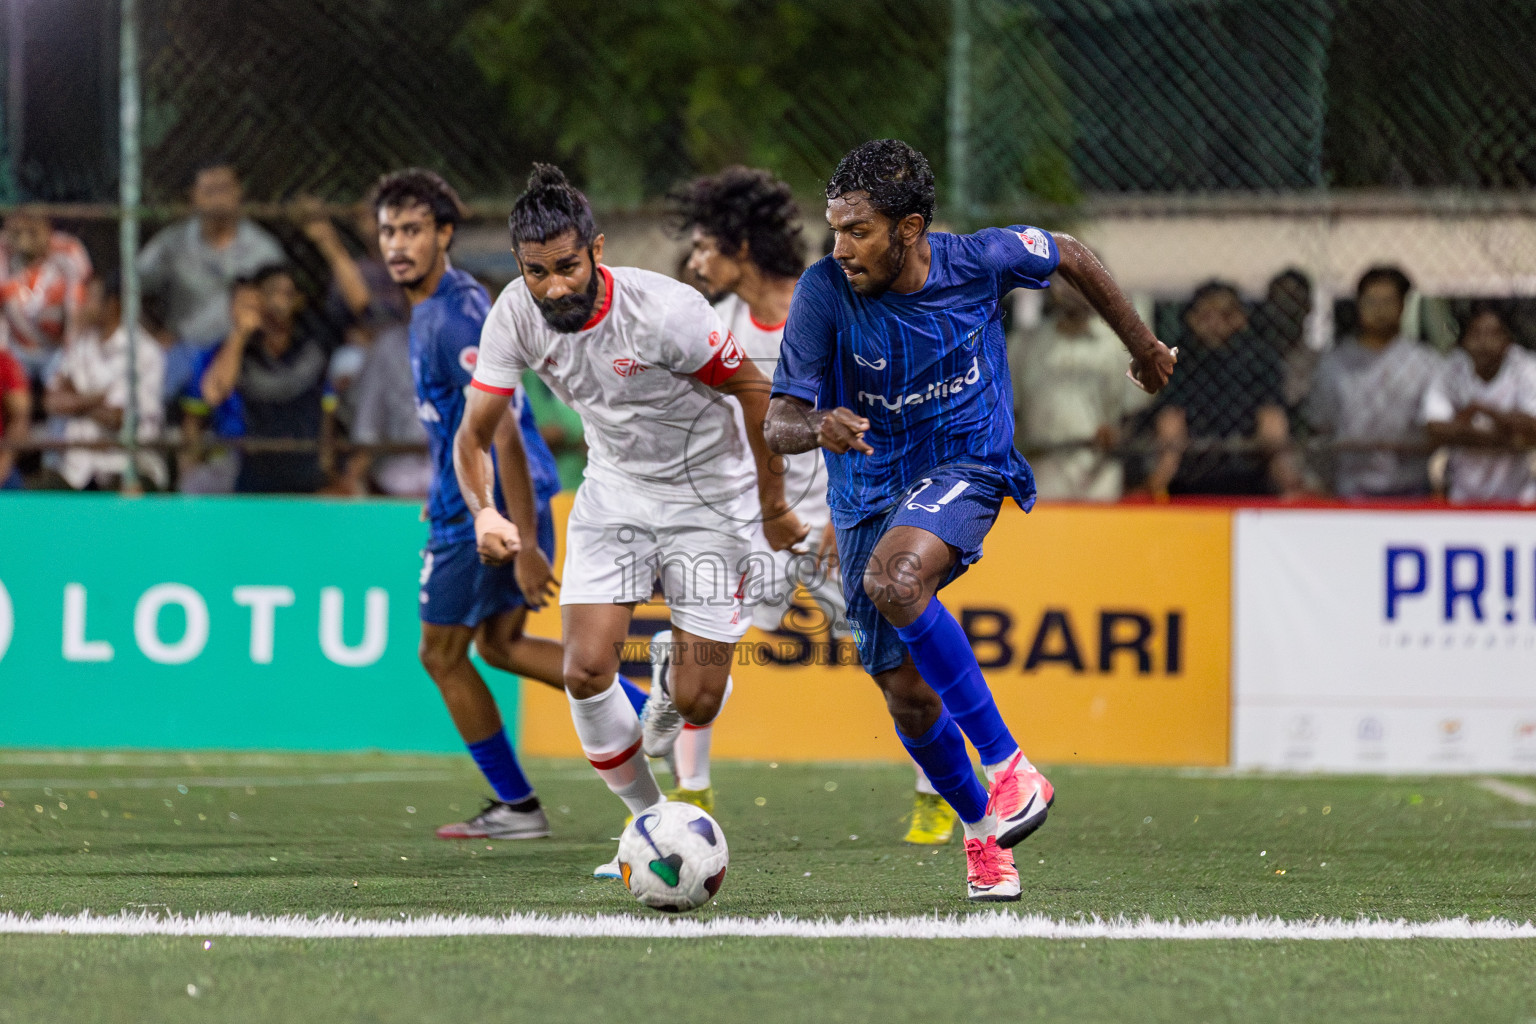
[715, 293, 831, 528]
[1421, 345, 1536, 503]
[473, 265, 757, 503]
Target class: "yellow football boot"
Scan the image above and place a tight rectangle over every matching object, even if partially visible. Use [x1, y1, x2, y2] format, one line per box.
[903, 791, 957, 845]
[667, 786, 715, 814]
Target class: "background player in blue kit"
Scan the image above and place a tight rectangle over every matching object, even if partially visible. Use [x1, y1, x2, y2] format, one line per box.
[374, 169, 649, 841]
[765, 141, 1177, 901]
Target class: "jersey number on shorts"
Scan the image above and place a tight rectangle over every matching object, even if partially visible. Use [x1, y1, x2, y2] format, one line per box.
[905, 478, 970, 512]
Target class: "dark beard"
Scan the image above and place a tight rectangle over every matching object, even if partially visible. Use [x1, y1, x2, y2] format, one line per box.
[850, 232, 908, 298]
[396, 240, 442, 292]
[536, 267, 600, 333]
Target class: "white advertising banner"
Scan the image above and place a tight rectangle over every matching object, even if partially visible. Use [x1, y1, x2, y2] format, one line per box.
[1234, 509, 1536, 773]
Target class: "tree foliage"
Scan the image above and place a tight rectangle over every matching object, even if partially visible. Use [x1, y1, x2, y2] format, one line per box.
[463, 0, 1079, 210]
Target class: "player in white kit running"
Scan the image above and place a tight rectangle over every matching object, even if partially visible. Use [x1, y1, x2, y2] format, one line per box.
[453, 165, 807, 874]
[672, 166, 958, 846]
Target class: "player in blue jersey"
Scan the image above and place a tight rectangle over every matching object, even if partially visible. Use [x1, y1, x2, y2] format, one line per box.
[374, 169, 649, 841]
[672, 165, 959, 845]
[765, 141, 1176, 901]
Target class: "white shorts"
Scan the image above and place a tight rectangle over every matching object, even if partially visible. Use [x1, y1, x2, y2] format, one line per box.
[561, 477, 758, 643]
[747, 519, 851, 637]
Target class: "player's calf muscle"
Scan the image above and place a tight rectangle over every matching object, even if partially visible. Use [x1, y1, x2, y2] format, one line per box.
[875, 664, 943, 737]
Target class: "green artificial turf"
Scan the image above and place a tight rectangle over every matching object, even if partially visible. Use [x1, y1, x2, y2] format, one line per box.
[2, 752, 1535, 1022]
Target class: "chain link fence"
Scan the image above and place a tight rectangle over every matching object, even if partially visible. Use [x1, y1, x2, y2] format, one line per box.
[0, 0, 1532, 500]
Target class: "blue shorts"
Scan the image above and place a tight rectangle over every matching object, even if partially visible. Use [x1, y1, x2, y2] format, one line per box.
[836, 464, 1008, 676]
[418, 507, 557, 628]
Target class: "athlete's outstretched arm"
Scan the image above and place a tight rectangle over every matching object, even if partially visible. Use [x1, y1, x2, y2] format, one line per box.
[714, 357, 809, 551]
[492, 405, 556, 608]
[453, 386, 521, 566]
[1052, 233, 1177, 395]
[765, 395, 874, 457]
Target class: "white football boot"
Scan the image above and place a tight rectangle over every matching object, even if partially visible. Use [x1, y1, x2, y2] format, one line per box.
[986, 751, 1054, 850]
[434, 799, 550, 840]
[640, 630, 685, 760]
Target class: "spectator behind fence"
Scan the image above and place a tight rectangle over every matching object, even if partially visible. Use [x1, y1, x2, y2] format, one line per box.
[1422, 302, 1536, 504]
[138, 160, 285, 345]
[327, 319, 430, 496]
[286, 196, 427, 496]
[0, 206, 92, 381]
[177, 335, 244, 494]
[196, 265, 337, 494]
[42, 277, 166, 491]
[0, 345, 27, 488]
[1306, 266, 1442, 497]
[1252, 267, 1316, 413]
[1009, 273, 1147, 500]
[1142, 281, 1300, 497]
[291, 197, 410, 332]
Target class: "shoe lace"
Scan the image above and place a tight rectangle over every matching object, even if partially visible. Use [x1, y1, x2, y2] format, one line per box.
[984, 751, 1025, 817]
[644, 688, 682, 728]
[470, 798, 505, 823]
[964, 836, 1008, 887]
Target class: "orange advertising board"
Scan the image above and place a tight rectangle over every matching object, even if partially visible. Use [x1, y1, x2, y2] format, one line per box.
[519, 497, 1230, 766]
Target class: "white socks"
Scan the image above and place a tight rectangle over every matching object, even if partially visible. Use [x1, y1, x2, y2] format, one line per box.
[961, 814, 998, 843]
[568, 679, 662, 815]
[914, 764, 939, 796]
[675, 725, 712, 791]
[673, 676, 731, 792]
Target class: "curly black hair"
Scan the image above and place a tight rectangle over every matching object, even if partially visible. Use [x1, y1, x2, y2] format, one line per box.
[670, 167, 806, 279]
[371, 168, 464, 232]
[509, 163, 597, 250]
[825, 140, 935, 230]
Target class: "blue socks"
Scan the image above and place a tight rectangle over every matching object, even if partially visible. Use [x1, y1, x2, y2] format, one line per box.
[466, 728, 534, 804]
[899, 710, 988, 823]
[619, 676, 649, 716]
[895, 598, 1019, 766]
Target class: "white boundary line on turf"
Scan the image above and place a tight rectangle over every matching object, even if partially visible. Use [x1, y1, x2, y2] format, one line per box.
[1478, 778, 1536, 807]
[2, 911, 1533, 941]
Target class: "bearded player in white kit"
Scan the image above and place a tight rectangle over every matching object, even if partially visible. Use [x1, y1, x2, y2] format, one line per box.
[671, 165, 960, 847]
[453, 165, 807, 875]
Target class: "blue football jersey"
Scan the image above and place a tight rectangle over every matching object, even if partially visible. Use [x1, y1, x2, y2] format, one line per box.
[410, 267, 561, 544]
[772, 225, 1059, 528]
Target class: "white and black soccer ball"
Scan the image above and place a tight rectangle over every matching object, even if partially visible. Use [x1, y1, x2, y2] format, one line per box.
[618, 801, 729, 912]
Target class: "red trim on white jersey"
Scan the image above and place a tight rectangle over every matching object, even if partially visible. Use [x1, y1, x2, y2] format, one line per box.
[581, 265, 616, 331]
[470, 379, 517, 396]
[748, 311, 787, 332]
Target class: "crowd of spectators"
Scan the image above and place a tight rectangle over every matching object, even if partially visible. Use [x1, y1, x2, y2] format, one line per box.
[0, 160, 443, 498]
[1010, 265, 1536, 505]
[0, 162, 1532, 506]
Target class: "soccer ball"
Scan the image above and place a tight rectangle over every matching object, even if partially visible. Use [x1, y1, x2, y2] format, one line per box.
[618, 801, 729, 912]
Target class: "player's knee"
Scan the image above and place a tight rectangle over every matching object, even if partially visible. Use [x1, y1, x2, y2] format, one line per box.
[562, 658, 611, 700]
[418, 636, 468, 683]
[473, 637, 512, 674]
[674, 689, 722, 727]
[862, 566, 914, 624]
